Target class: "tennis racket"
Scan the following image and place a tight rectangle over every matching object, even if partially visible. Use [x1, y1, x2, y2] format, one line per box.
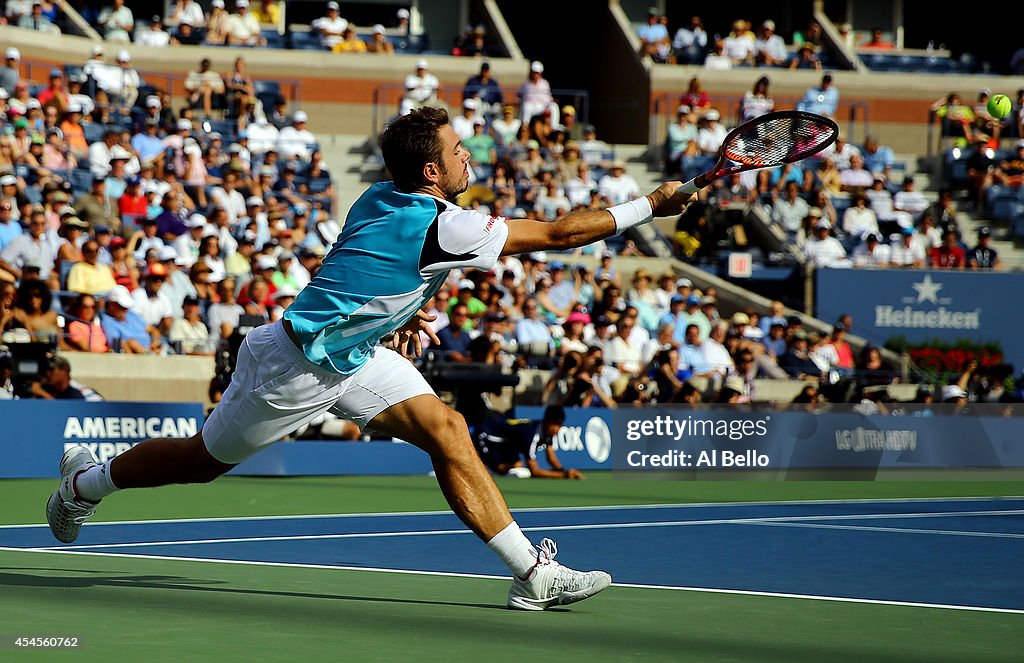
[679, 110, 839, 194]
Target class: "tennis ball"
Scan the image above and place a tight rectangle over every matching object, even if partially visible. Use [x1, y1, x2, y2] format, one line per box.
[987, 94, 1011, 120]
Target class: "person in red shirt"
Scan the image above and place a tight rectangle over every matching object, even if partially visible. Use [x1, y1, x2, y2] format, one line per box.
[930, 229, 966, 269]
[36, 68, 69, 114]
[118, 176, 148, 221]
[827, 322, 855, 371]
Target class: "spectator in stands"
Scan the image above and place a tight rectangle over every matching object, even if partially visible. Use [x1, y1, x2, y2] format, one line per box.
[98, 0, 133, 42]
[696, 109, 727, 154]
[252, 0, 279, 25]
[722, 20, 755, 67]
[171, 18, 203, 45]
[205, 0, 230, 44]
[515, 298, 553, 359]
[778, 330, 820, 379]
[740, 76, 773, 122]
[25, 355, 92, 400]
[206, 278, 242, 341]
[37, 68, 68, 114]
[519, 61, 555, 124]
[10, 277, 60, 343]
[0, 199, 20, 252]
[605, 309, 644, 378]
[702, 38, 731, 70]
[137, 15, 172, 47]
[169, 295, 211, 355]
[793, 20, 824, 51]
[487, 104, 520, 146]
[860, 27, 894, 49]
[367, 24, 395, 54]
[67, 239, 116, 295]
[930, 228, 966, 269]
[18, 1, 59, 33]
[754, 20, 787, 67]
[579, 124, 610, 168]
[463, 62, 502, 115]
[672, 16, 707, 65]
[861, 135, 895, 178]
[889, 226, 925, 268]
[463, 120, 496, 182]
[313, 1, 348, 50]
[967, 226, 1001, 270]
[451, 98, 480, 140]
[169, 0, 206, 27]
[436, 303, 474, 363]
[839, 153, 873, 192]
[332, 26, 367, 53]
[797, 74, 838, 117]
[0, 48, 20, 95]
[1, 210, 56, 286]
[227, 0, 265, 46]
[771, 180, 809, 240]
[893, 175, 928, 219]
[638, 8, 672, 63]
[930, 93, 976, 144]
[401, 60, 440, 115]
[841, 192, 879, 239]
[131, 119, 167, 174]
[851, 233, 890, 268]
[64, 293, 109, 352]
[185, 58, 226, 118]
[241, 275, 271, 320]
[100, 284, 157, 353]
[132, 263, 175, 337]
[597, 160, 640, 205]
[804, 218, 850, 268]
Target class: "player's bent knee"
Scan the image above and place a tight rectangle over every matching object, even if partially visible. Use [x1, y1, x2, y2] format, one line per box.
[185, 433, 234, 483]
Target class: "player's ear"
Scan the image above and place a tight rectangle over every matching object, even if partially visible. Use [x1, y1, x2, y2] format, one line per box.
[423, 161, 441, 186]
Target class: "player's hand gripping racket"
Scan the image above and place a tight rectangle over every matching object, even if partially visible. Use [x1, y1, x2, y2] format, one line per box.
[679, 110, 839, 194]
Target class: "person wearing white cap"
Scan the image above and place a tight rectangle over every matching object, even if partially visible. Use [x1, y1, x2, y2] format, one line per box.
[367, 23, 395, 54]
[597, 159, 640, 205]
[41, 106, 697, 613]
[0, 49, 20, 97]
[518, 60, 557, 123]
[226, 0, 266, 46]
[754, 20, 787, 66]
[169, 0, 208, 29]
[312, 1, 348, 50]
[205, 0, 230, 44]
[100, 284, 157, 354]
[172, 213, 208, 267]
[245, 113, 280, 156]
[98, 0, 134, 42]
[450, 97, 480, 140]
[804, 217, 851, 268]
[276, 110, 315, 160]
[402, 59, 439, 114]
[697, 108, 727, 154]
[209, 171, 247, 225]
[137, 14, 172, 47]
[90, 49, 140, 109]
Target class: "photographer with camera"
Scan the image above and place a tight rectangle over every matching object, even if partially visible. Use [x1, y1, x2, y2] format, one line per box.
[472, 405, 584, 479]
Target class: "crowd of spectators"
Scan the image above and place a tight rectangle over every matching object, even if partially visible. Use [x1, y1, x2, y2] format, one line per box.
[662, 71, 1002, 272]
[0, 44, 338, 363]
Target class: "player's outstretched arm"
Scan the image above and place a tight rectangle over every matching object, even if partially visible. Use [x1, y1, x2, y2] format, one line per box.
[501, 182, 694, 256]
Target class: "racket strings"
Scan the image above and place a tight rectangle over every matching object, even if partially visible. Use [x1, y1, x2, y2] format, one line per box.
[724, 115, 836, 167]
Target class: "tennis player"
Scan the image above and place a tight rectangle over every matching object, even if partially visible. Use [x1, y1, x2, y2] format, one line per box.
[47, 107, 692, 610]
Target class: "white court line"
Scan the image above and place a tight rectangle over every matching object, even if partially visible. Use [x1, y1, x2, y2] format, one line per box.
[749, 521, 1024, 539]
[2, 495, 1022, 529]
[32, 509, 1024, 551]
[1, 545, 1021, 616]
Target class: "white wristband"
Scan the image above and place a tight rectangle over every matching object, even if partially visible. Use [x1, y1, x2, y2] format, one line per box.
[609, 197, 654, 235]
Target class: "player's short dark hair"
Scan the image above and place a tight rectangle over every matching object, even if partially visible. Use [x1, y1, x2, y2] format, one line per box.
[542, 405, 566, 425]
[380, 107, 450, 193]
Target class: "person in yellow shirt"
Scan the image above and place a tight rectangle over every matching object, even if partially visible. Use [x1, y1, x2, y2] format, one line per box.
[252, 0, 280, 25]
[66, 239, 117, 295]
[332, 27, 367, 53]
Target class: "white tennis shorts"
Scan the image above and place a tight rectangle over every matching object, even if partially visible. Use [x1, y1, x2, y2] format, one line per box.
[203, 320, 435, 464]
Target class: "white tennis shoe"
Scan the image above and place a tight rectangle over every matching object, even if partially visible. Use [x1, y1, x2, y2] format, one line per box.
[507, 538, 612, 611]
[46, 446, 101, 544]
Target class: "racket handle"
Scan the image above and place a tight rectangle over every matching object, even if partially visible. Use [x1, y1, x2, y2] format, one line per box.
[679, 179, 701, 195]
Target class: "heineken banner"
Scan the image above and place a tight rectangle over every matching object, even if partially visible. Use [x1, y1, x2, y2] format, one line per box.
[814, 268, 1024, 368]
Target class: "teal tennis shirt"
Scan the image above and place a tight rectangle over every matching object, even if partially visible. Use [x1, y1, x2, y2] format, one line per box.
[284, 182, 509, 374]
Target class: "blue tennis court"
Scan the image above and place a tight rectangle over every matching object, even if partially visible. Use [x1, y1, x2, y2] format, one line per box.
[4, 497, 1022, 613]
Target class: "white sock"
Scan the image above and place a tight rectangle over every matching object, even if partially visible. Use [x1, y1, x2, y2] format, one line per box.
[74, 460, 120, 502]
[486, 521, 538, 578]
